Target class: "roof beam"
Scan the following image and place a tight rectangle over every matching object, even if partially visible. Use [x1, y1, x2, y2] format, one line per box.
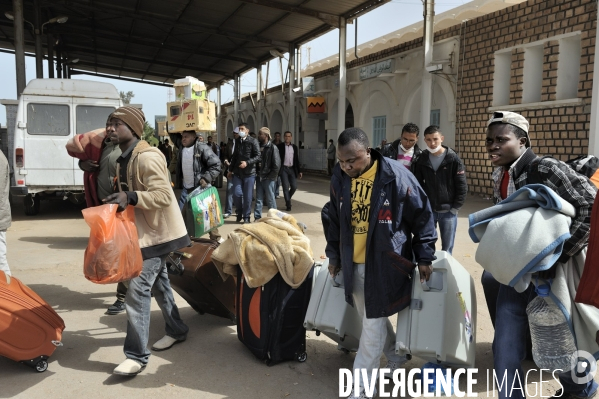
[50, 1, 289, 47]
[237, 0, 341, 27]
[64, 44, 234, 79]
[69, 69, 176, 88]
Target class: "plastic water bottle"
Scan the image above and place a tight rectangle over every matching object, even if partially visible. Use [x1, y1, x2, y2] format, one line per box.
[526, 283, 577, 372]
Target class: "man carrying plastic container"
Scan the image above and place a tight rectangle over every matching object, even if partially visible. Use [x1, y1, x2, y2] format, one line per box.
[104, 106, 190, 376]
[326, 128, 437, 399]
[483, 111, 597, 399]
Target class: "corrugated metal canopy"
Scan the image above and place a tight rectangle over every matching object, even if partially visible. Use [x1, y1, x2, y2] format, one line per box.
[0, 0, 389, 88]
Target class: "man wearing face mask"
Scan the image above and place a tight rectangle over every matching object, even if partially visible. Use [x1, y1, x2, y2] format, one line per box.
[410, 125, 467, 254]
[381, 123, 422, 168]
[229, 122, 261, 223]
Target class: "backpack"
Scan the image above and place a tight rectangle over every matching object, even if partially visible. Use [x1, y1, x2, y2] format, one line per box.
[527, 155, 599, 188]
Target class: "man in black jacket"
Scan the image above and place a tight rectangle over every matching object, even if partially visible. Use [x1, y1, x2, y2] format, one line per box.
[381, 122, 422, 168]
[254, 127, 281, 220]
[229, 122, 261, 223]
[411, 125, 467, 254]
[277, 131, 302, 211]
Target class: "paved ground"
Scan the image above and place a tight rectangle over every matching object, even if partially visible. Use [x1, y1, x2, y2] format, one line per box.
[0, 173, 593, 398]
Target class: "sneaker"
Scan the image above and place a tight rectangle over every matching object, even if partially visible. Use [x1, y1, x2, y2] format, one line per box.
[286, 206, 292, 211]
[551, 390, 598, 399]
[385, 360, 403, 373]
[347, 388, 373, 399]
[151, 335, 185, 351]
[106, 300, 126, 315]
[244, 218, 250, 224]
[236, 214, 242, 223]
[275, 195, 280, 199]
[113, 359, 145, 376]
[223, 213, 231, 218]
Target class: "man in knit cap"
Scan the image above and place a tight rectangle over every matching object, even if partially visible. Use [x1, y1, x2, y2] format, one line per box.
[104, 106, 190, 376]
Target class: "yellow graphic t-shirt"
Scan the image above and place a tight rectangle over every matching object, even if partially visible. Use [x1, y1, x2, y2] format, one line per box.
[352, 160, 378, 263]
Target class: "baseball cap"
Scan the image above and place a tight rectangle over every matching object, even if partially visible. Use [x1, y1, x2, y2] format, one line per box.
[487, 111, 531, 147]
[233, 127, 240, 134]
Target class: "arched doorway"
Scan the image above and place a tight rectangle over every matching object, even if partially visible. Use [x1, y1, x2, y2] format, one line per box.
[226, 120, 233, 138]
[247, 115, 256, 134]
[345, 103, 354, 128]
[270, 109, 283, 136]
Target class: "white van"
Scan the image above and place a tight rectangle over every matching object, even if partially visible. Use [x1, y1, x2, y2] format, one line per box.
[10, 79, 122, 215]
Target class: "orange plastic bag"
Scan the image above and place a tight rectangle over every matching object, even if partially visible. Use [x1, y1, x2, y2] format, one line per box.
[82, 204, 143, 284]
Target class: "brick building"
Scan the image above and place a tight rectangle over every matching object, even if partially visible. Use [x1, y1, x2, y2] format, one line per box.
[221, 0, 597, 195]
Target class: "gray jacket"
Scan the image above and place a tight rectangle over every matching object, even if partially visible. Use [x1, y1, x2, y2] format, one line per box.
[327, 143, 336, 160]
[0, 151, 11, 231]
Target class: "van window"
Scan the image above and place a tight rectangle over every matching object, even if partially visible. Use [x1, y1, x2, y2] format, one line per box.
[76, 105, 116, 134]
[27, 103, 69, 136]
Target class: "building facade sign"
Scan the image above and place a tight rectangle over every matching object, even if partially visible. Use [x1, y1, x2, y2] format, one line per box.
[359, 59, 394, 80]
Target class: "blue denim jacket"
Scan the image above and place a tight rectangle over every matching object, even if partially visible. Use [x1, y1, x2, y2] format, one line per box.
[325, 150, 437, 318]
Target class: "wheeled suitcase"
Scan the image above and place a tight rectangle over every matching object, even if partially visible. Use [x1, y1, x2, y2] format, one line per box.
[304, 258, 361, 353]
[237, 267, 313, 365]
[395, 251, 477, 368]
[167, 238, 237, 323]
[0, 271, 65, 372]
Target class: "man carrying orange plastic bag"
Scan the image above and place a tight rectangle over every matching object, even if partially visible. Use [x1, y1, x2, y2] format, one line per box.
[104, 106, 190, 376]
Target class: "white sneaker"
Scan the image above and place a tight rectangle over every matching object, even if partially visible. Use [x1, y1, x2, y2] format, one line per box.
[113, 359, 145, 376]
[347, 389, 372, 399]
[151, 335, 184, 351]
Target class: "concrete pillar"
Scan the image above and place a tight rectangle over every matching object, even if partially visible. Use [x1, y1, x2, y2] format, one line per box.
[337, 17, 347, 137]
[47, 32, 54, 78]
[420, 0, 434, 147]
[233, 75, 239, 125]
[288, 43, 296, 136]
[257, 66, 263, 130]
[33, 0, 43, 78]
[217, 84, 221, 140]
[13, 0, 26, 96]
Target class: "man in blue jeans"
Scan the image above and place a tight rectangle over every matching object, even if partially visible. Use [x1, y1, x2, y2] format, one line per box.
[254, 127, 281, 220]
[411, 125, 467, 254]
[277, 131, 302, 211]
[484, 111, 597, 399]
[223, 128, 239, 218]
[229, 122, 261, 223]
[103, 106, 190, 376]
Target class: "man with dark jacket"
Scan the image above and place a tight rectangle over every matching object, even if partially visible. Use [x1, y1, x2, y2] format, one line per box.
[381, 122, 422, 168]
[223, 128, 240, 218]
[411, 125, 467, 254]
[254, 127, 281, 220]
[229, 122, 261, 223]
[326, 128, 437, 399]
[277, 131, 302, 211]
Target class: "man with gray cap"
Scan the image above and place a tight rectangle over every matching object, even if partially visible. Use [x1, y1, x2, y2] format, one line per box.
[483, 111, 597, 399]
[104, 106, 190, 376]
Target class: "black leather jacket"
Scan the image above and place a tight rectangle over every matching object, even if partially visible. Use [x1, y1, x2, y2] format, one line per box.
[231, 136, 261, 177]
[258, 141, 281, 180]
[169, 133, 221, 189]
[381, 140, 422, 162]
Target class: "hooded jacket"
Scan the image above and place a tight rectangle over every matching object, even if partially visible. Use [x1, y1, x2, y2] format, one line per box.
[120, 140, 190, 258]
[325, 150, 437, 318]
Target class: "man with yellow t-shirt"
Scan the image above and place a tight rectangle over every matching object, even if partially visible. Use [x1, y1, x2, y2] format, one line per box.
[326, 128, 437, 399]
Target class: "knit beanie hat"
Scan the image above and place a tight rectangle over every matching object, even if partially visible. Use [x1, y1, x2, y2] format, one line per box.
[109, 106, 146, 138]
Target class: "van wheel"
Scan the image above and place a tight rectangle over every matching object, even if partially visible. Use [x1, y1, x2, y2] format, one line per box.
[24, 194, 40, 216]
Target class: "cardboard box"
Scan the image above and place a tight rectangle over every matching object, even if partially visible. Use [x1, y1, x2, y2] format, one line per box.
[173, 76, 207, 100]
[156, 120, 167, 137]
[167, 99, 217, 133]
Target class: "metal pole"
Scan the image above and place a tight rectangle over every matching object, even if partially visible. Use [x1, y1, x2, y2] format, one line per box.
[297, 46, 302, 87]
[337, 16, 347, 137]
[56, 49, 62, 78]
[233, 75, 239, 125]
[257, 66, 263, 129]
[217, 84, 221, 140]
[420, 0, 434, 147]
[288, 43, 296, 135]
[13, 0, 26, 96]
[33, 0, 43, 78]
[47, 32, 54, 78]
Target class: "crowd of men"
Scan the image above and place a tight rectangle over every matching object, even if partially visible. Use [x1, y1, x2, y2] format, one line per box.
[59, 106, 598, 399]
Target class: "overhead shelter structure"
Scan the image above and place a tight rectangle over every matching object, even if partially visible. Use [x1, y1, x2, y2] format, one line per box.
[0, 0, 390, 138]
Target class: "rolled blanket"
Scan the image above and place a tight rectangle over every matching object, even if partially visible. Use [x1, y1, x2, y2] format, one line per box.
[212, 209, 313, 288]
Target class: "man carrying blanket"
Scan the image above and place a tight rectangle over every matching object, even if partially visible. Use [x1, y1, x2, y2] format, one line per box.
[481, 111, 598, 399]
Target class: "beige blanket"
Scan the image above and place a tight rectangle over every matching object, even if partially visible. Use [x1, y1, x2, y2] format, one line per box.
[212, 209, 313, 288]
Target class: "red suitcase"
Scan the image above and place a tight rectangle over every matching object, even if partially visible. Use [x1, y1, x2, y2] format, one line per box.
[0, 271, 65, 372]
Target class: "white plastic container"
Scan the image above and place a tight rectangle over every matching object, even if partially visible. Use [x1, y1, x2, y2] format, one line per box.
[395, 251, 477, 368]
[304, 258, 362, 353]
